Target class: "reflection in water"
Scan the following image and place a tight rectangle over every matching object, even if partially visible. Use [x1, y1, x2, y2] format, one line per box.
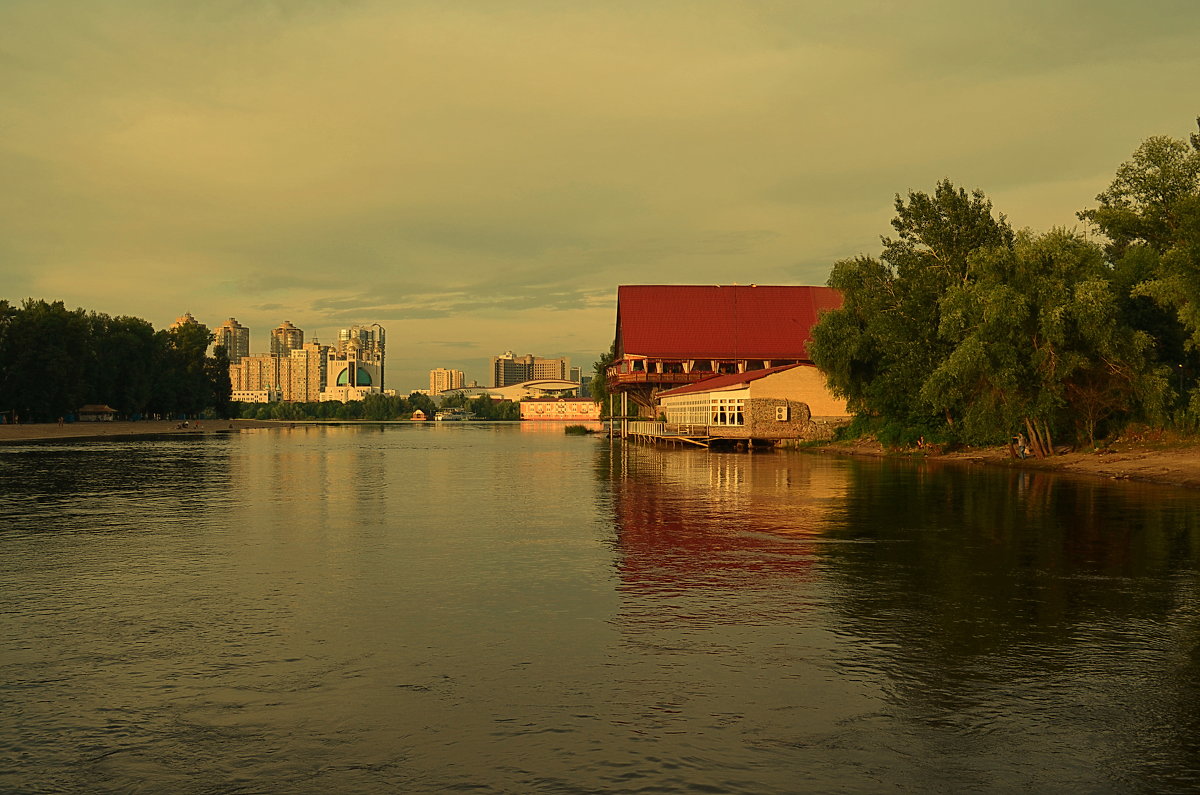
[820, 459, 1200, 788]
[602, 441, 848, 591]
[601, 443, 1200, 790]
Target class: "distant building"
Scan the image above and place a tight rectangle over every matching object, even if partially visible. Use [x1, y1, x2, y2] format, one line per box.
[170, 312, 200, 330]
[441, 379, 581, 401]
[270, 320, 304, 357]
[323, 338, 384, 402]
[520, 398, 602, 422]
[533, 355, 570, 381]
[334, 324, 386, 394]
[492, 351, 528, 387]
[77, 404, 117, 422]
[287, 341, 329, 403]
[492, 351, 570, 387]
[569, 366, 590, 398]
[229, 355, 284, 396]
[213, 318, 250, 363]
[232, 389, 279, 404]
[430, 368, 465, 395]
[338, 324, 385, 356]
[228, 340, 329, 403]
[605, 284, 842, 412]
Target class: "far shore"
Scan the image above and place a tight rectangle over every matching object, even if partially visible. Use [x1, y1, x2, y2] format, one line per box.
[0, 418, 283, 444]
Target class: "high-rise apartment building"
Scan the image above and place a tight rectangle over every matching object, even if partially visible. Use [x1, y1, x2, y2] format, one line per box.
[429, 368, 465, 394]
[270, 320, 304, 357]
[213, 317, 250, 363]
[170, 312, 199, 330]
[229, 340, 330, 403]
[338, 324, 385, 356]
[287, 341, 329, 402]
[229, 354, 283, 394]
[491, 351, 571, 387]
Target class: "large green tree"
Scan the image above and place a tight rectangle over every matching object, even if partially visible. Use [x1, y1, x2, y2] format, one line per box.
[809, 180, 1014, 434]
[85, 313, 158, 417]
[0, 299, 91, 421]
[1079, 119, 1200, 415]
[921, 229, 1168, 448]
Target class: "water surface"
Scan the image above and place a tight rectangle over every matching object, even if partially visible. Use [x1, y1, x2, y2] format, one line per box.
[2, 424, 1199, 792]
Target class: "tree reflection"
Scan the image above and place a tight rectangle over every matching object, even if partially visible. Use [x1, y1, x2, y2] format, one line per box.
[597, 444, 1200, 786]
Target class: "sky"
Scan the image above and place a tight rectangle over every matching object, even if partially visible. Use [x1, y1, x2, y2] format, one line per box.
[2, 0, 1199, 390]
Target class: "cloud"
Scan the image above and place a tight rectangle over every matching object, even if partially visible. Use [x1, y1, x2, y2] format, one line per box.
[2, 0, 1199, 387]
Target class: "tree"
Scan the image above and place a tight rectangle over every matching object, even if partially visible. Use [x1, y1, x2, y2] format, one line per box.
[85, 314, 158, 418]
[1078, 132, 1200, 258]
[809, 180, 1015, 437]
[1079, 120, 1200, 413]
[407, 391, 436, 418]
[441, 391, 469, 408]
[0, 299, 91, 421]
[920, 229, 1168, 448]
[206, 344, 234, 419]
[590, 339, 617, 410]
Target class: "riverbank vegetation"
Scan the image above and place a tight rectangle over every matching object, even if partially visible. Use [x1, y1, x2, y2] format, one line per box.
[0, 299, 232, 422]
[809, 118, 1200, 453]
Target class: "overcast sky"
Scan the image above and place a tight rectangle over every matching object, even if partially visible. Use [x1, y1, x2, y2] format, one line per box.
[3, 1, 1198, 389]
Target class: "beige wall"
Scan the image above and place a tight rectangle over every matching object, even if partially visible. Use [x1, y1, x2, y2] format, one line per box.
[747, 364, 848, 418]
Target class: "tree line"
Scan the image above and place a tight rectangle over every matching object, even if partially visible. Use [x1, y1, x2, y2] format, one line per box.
[809, 118, 1200, 451]
[239, 390, 522, 421]
[0, 299, 232, 422]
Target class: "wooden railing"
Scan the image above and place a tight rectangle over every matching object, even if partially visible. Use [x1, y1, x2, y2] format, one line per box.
[627, 421, 666, 436]
[606, 371, 707, 388]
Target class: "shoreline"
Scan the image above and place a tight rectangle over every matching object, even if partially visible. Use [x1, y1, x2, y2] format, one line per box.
[803, 435, 1200, 490]
[0, 419, 283, 445]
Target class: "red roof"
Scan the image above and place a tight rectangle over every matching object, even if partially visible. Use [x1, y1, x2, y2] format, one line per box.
[615, 285, 841, 360]
[657, 364, 803, 398]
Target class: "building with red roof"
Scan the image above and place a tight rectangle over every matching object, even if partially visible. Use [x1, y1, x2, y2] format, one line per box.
[605, 284, 842, 410]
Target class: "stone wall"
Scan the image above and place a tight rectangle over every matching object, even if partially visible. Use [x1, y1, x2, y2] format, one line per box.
[745, 398, 843, 441]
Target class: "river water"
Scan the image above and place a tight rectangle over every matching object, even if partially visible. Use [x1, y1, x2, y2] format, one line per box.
[2, 424, 1199, 793]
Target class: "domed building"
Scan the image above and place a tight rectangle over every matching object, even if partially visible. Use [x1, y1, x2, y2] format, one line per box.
[320, 324, 385, 402]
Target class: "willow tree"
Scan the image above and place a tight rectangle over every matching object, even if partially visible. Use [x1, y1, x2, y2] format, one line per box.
[921, 229, 1169, 450]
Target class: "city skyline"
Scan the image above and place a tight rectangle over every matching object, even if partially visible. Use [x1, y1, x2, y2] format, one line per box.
[3, 2, 1198, 388]
[198, 313, 575, 391]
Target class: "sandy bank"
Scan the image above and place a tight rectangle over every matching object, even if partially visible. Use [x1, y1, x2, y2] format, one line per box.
[0, 419, 283, 445]
[806, 434, 1200, 490]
